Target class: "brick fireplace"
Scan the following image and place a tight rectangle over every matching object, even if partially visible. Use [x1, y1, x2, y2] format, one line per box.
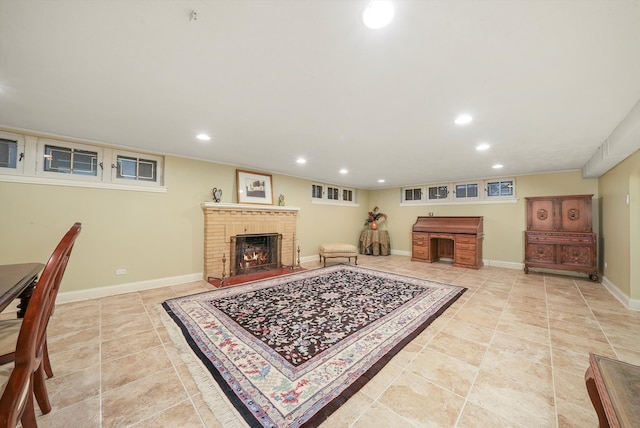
[202, 203, 299, 281]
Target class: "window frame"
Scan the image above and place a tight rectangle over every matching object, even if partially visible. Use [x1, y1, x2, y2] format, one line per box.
[37, 139, 103, 182]
[0, 131, 166, 192]
[453, 181, 480, 202]
[400, 178, 516, 206]
[401, 186, 424, 204]
[485, 178, 516, 199]
[110, 149, 164, 187]
[0, 131, 25, 176]
[311, 182, 358, 206]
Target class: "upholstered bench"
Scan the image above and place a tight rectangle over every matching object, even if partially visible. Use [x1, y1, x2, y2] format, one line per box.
[319, 243, 358, 267]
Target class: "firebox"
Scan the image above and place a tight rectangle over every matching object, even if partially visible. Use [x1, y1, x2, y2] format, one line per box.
[230, 233, 282, 276]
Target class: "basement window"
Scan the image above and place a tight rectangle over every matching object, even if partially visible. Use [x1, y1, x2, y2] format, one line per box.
[0, 132, 25, 175]
[0, 131, 165, 192]
[311, 182, 357, 206]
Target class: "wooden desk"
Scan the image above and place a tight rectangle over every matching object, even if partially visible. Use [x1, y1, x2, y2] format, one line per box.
[585, 353, 640, 427]
[359, 230, 390, 256]
[0, 263, 44, 317]
[411, 216, 483, 269]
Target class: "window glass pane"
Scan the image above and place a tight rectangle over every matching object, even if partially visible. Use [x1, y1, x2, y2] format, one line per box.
[487, 180, 514, 197]
[456, 184, 467, 198]
[428, 186, 448, 199]
[404, 188, 421, 201]
[405, 189, 413, 200]
[73, 149, 99, 175]
[327, 187, 339, 200]
[312, 184, 323, 198]
[44, 145, 98, 176]
[501, 181, 514, 196]
[456, 183, 478, 198]
[343, 189, 353, 201]
[117, 155, 157, 181]
[117, 156, 137, 179]
[137, 159, 156, 181]
[488, 182, 500, 196]
[468, 184, 478, 197]
[45, 145, 71, 173]
[0, 139, 17, 168]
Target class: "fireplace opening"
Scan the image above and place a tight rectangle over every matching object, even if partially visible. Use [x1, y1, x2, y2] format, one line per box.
[230, 233, 282, 276]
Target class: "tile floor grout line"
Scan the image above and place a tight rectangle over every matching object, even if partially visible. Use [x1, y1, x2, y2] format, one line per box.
[575, 280, 620, 360]
[544, 274, 560, 428]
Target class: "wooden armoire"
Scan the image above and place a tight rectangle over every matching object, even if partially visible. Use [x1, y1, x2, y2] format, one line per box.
[524, 194, 598, 281]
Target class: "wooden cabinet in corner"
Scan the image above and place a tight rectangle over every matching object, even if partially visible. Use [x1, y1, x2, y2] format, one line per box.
[524, 195, 598, 281]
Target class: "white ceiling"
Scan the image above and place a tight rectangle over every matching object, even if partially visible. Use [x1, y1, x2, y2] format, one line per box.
[1, 0, 640, 189]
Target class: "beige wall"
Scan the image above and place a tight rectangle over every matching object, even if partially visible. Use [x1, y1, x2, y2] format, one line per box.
[0, 156, 369, 293]
[598, 149, 640, 299]
[1, 152, 612, 297]
[368, 171, 598, 265]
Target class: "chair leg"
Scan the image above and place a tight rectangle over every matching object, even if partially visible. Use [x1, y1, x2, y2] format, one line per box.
[33, 364, 52, 414]
[20, 382, 38, 428]
[43, 340, 53, 378]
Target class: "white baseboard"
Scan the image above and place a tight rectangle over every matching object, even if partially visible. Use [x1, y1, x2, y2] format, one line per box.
[601, 276, 640, 311]
[57, 272, 203, 305]
[390, 249, 411, 257]
[484, 260, 523, 270]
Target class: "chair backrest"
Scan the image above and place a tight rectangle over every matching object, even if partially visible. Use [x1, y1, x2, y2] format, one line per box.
[0, 222, 82, 427]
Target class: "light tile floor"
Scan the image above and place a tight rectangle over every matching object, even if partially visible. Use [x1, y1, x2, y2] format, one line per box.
[3, 255, 640, 427]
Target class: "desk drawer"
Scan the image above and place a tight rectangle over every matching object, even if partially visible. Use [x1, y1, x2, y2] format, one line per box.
[455, 250, 477, 265]
[455, 242, 476, 252]
[456, 236, 476, 244]
[412, 246, 429, 261]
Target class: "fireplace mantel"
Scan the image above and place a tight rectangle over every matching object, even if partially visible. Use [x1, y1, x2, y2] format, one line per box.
[201, 202, 300, 212]
[202, 203, 299, 282]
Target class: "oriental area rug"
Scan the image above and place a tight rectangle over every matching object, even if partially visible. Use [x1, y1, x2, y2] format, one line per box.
[161, 265, 466, 427]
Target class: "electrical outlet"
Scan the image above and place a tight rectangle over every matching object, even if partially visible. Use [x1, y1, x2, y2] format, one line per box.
[115, 268, 127, 275]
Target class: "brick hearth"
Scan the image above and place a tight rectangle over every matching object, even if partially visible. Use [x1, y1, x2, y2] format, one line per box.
[202, 203, 299, 281]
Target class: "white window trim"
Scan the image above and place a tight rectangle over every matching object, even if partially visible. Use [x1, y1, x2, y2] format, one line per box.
[0, 131, 26, 176]
[485, 177, 516, 200]
[0, 131, 167, 193]
[401, 186, 425, 204]
[453, 181, 481, 202]
[311, 182, 359, 206]
[400, 177, 516, 206]
[37, 138, 102, 182]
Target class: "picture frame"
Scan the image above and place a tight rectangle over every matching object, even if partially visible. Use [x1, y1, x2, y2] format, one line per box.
[236, 169, 274, 205]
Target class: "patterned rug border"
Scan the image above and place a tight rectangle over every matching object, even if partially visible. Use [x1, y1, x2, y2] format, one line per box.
[161, 265, 466, 427]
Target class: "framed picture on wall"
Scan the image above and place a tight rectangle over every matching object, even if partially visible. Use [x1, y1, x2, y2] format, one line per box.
[236, 169, 274, 205]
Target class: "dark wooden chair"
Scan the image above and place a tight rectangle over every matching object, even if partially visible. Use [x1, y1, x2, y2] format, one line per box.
[0, 222, 82, 427]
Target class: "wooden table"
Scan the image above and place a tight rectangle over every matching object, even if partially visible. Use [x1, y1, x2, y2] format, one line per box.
[0, 263, 44, 317]
[359, 230, 390, 256]
[585, 353, 640, 427]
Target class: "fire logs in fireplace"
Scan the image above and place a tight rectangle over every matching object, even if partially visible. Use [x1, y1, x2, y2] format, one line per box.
[230, 233, 282, 276]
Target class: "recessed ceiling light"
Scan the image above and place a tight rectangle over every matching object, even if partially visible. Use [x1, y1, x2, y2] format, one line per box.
[339, 169, 348, 174]
[492, 164, 504, 169]
[362, 1, 395, 29]
[196, 133, 211, 141]
[378, 179, 386, 183]
[476, 143, 490, 151]
[454, 114, 473, 125]
[296, 158, 307, 164]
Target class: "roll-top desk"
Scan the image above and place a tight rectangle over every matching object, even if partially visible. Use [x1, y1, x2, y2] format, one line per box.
[411, 216, 483, 269]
